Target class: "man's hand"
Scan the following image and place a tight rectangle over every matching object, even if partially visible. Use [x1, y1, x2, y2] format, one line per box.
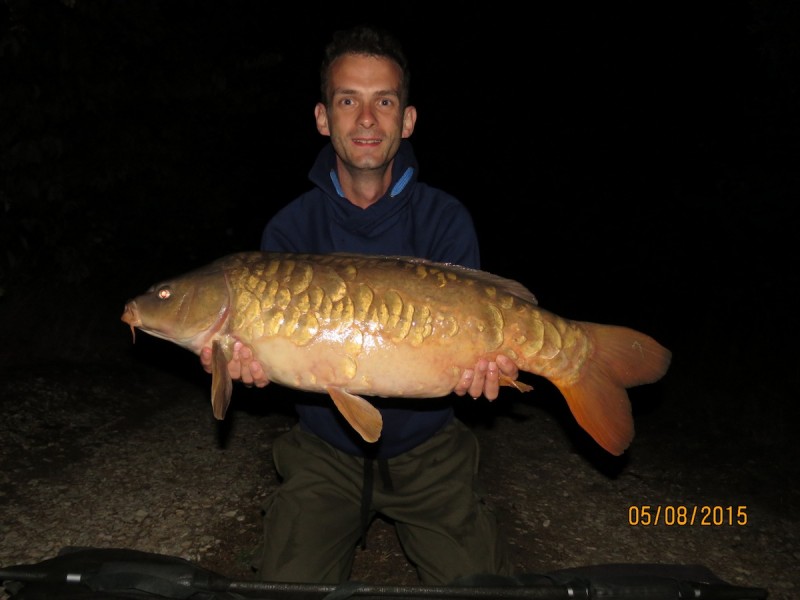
[453, 354, 519, 401]
[199, 341, 270, 388]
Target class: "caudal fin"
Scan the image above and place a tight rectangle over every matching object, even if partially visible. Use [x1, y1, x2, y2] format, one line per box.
[555, 323, 672, 455]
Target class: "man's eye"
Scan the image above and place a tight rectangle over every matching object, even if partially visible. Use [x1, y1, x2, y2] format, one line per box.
[379, 99, 392, 107]
[342, 98, 354, 106]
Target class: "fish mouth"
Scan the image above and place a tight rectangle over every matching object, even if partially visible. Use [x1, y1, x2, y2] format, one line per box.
[121, 301, 141, 342]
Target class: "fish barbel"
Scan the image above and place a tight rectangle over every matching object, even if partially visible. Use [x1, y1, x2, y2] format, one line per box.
[121, 251, 671, 455]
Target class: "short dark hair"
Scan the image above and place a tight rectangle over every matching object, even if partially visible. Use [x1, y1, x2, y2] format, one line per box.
[320, 25, 411, 107]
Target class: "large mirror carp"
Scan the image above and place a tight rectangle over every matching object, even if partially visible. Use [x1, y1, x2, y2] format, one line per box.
[122, 252, 671, 456]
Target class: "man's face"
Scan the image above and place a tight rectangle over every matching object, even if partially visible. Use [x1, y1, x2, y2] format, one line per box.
[316, 53, 416, 173]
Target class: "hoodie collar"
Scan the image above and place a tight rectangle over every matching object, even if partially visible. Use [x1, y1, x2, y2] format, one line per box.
[309, 139, 419, 201]
[307, 140, 420, 238]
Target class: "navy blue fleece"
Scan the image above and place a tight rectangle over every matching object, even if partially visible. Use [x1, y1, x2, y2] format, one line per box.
[261, 140, 481, 458]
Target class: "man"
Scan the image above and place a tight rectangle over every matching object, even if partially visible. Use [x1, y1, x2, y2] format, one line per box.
[201, 25, 518, 585]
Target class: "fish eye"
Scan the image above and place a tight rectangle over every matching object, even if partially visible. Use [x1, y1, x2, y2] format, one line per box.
[157, 287, 172, 300]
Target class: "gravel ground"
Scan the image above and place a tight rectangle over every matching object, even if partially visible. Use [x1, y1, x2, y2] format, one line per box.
[1, 350, 796, 599]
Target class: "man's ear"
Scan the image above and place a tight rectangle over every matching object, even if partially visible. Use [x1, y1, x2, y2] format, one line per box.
[315, 103, 330, 136]
[402, 105, 417, 138]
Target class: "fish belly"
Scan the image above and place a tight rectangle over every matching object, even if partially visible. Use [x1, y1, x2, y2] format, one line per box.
[250, 334, 474, 399]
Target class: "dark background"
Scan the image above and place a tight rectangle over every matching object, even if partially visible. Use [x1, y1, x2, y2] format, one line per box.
[1, 0, 797, 440]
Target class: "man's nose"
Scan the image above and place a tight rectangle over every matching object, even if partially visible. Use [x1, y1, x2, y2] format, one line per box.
[358, 106, 375, 127]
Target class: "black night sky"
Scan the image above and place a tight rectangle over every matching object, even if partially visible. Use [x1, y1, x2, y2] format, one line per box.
[1, 2, 798, 445]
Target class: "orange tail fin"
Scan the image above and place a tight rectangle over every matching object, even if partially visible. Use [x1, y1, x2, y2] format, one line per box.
[555, 322, 672, 455]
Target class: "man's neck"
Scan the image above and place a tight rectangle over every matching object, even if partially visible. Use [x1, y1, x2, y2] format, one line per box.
[336, 160, 393, 209]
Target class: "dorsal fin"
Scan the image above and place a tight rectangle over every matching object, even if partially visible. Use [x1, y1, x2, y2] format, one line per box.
[328, 252, 538, 305]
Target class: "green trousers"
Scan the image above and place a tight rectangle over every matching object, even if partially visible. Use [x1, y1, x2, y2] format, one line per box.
[253, 420, 513, 584]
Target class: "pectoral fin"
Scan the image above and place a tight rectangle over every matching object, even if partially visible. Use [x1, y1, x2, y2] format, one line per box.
[326, 386, 383, 443]
[211, 340, 233, 420]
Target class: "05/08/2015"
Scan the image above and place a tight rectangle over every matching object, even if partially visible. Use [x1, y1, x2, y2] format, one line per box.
[628, 505, 748, 526]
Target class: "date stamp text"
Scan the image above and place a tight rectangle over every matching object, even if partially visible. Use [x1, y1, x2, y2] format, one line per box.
[628, 505, 748, 526]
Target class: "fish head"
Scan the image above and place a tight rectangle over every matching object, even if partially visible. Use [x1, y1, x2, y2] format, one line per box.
[121, 266, 232, 354]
